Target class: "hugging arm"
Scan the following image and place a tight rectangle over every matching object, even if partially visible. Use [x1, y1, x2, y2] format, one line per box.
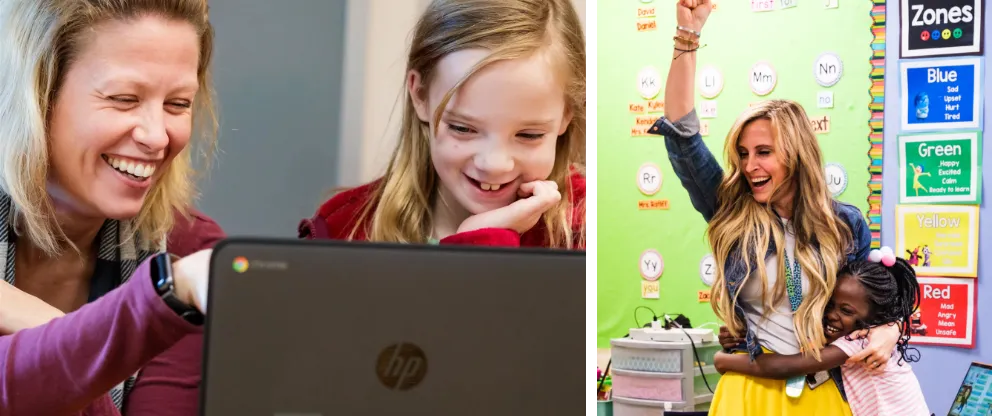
[713, 347, 849, 380]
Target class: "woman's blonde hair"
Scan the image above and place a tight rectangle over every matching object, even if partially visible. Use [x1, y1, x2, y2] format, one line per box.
[708, 100, 853, 361]
[0, 0, 217, 255]
[349, 0, 586, 248]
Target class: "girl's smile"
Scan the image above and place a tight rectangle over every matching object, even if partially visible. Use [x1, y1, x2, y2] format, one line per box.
[823, 275, 871, 343]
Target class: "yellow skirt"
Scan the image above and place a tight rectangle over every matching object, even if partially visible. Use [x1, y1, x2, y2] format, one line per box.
[708, 351, 852, 416]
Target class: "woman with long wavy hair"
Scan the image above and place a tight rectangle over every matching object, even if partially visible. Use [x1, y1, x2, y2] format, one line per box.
[648, 1, 904, 414]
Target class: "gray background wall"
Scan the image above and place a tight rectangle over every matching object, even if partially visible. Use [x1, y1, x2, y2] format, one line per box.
[195, 0, 347, 237]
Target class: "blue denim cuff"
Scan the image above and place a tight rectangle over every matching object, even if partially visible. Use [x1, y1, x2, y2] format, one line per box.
[648, 109, 700, 138]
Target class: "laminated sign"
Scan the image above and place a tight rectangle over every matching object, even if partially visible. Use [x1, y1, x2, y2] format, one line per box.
[900, 0, 984, 58]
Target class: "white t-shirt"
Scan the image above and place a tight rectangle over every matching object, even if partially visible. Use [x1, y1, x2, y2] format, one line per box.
[738, 219, 809, 355]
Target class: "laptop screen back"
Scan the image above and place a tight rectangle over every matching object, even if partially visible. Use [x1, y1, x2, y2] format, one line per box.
[200, 238, 586, 416]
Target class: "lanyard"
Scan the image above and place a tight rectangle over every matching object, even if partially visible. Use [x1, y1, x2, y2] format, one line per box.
[782, 244, 808, 397]
[782, 250, 803, 312]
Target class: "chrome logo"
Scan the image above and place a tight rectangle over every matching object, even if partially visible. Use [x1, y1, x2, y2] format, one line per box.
[232, 256, 249, 273]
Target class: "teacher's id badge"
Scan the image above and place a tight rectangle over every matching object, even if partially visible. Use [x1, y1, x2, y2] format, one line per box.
[785, 375, 805, 398]
[806, 371, 830, 390]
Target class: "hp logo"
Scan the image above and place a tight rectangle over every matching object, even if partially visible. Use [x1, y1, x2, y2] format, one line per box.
[376, 343, 428, 390]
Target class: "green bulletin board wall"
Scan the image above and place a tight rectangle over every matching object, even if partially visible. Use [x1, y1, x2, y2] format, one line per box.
[597, 0, 886, 347]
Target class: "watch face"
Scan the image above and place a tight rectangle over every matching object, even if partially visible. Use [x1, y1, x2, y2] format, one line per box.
[151, 253, 173, 293]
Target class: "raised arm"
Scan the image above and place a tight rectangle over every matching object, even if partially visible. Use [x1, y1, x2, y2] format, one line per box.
[664, 0, 708, 121]
[646, 0, 724, 222]
[713, 347, 849, 380]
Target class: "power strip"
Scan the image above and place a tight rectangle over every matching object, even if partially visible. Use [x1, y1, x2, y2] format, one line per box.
[628, 327, 715, 343]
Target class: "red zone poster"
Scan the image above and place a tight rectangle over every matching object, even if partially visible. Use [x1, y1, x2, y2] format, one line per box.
[908, 277, 976, 348]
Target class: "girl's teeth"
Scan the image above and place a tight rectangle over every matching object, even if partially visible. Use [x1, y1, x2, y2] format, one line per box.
[104, 156, 156, 178]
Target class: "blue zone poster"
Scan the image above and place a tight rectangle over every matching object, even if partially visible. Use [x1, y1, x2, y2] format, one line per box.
[901, 57, 983, 132]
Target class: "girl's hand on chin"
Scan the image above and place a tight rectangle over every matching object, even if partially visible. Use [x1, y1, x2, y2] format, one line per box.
[456, 180, 561, 235]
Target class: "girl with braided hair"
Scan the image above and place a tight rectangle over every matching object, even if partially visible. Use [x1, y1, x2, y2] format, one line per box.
[714, 247, 930, 416]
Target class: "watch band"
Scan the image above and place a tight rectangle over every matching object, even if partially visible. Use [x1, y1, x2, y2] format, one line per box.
[149, 252, 204, 325]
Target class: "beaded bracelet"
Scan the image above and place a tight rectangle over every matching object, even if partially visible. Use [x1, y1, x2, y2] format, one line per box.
[673, 35, 699, 47]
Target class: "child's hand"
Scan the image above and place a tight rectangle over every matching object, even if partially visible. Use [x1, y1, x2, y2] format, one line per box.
[456, 180, 561, 235]
[718, 325, 744, 350]
[846, 323, 900, 373]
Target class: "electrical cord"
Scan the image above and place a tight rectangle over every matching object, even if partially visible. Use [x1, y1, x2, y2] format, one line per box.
[664, 315, 715, 395]
[634, 305, 659, 328]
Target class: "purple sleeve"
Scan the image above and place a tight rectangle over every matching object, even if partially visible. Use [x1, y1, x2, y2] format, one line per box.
[123, 210, 226, 416]
[0, 258, 199, 415]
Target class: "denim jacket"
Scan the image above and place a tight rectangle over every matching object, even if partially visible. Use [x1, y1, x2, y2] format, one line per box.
[648, 110, 872, 397]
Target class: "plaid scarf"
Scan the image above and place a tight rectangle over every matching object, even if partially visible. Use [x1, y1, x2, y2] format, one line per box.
[0, 192, 161, 410]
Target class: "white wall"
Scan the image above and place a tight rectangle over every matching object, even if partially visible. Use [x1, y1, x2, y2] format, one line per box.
[338, 0, 587, 186]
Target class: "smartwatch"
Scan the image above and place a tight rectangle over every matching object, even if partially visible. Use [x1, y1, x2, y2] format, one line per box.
[149, 252, 204, 325]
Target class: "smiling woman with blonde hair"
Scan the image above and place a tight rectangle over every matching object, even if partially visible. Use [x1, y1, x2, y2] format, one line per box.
[0, 0, 221, 414]
[647, 0, 904, 414]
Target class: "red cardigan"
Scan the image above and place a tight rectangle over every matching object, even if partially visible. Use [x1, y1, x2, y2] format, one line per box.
[299, 173, 586, 248]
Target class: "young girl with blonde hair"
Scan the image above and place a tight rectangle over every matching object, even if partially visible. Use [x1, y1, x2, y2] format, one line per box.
[648, 0, 903, 414]
[300, 0, 586, 249]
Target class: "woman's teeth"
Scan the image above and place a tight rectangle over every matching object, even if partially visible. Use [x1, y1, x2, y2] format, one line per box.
[104, 156, 156, 179]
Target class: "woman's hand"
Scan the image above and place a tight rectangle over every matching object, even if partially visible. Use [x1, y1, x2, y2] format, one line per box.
[718, 325, 744, 350]
[676, 0, 714, 33]
[172, 249, 213, 313]
[456, 180, 561, 235]
[846, 323, 902, 372]
[0, 281, 66, 334]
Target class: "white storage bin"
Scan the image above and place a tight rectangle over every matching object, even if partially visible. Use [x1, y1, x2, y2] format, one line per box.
[610, 338, 682, 373]
[612, 396, 688, 416]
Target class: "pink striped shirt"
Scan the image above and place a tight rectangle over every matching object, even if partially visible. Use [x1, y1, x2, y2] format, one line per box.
[832, 337, 930, 416]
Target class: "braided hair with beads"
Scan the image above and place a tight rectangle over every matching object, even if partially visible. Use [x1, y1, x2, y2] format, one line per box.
[839, 256, 922, 366]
